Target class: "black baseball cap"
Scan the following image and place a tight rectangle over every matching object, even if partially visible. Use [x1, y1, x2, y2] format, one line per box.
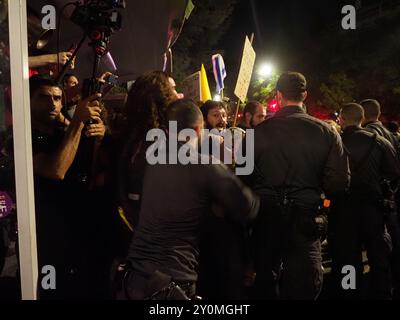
[276, 72, 307, 95]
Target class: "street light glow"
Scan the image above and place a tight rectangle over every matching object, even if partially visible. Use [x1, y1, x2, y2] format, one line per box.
[213, 94, 222, 102]
[258, 63, 274, 78]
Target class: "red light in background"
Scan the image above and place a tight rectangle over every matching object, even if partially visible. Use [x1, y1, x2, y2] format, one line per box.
[268, 99, 278, 112]
[91, 31, 102, 40]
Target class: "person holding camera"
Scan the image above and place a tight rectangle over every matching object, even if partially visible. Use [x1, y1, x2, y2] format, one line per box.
[29, 75, 106, 299]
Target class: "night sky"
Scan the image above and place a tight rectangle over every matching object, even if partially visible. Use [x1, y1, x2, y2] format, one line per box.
[219, 0, 351, 84]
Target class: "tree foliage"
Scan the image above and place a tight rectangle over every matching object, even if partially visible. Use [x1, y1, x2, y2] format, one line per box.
[249, 75, 279, 104]
[282, 4, 400, 119]
[320, 73, 356, 111]
[172, 0, 237, 88]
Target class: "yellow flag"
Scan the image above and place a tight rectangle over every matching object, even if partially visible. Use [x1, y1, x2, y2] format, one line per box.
[200, 64, 212, 102]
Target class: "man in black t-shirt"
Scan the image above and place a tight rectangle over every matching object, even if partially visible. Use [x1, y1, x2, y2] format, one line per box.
[123, 100, 259, 300]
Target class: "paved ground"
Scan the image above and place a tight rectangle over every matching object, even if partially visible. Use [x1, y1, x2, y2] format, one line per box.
[0, 241, 376, 301]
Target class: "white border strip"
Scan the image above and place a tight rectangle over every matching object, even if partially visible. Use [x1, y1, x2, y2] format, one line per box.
[8, 0, 38, 300]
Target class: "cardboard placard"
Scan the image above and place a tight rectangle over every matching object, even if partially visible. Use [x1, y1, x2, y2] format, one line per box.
[234, 36, 256, 102]
[182, 71, 201, 102]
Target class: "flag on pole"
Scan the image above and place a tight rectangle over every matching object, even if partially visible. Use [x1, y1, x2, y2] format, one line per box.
[212, 54, 227, 94]
[200, 64, 212, 102]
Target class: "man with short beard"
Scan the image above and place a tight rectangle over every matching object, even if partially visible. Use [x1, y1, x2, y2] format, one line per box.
[201, 100, 228, 132]
[199, 100, 229, 159]
[238, 101, 267, 130]
[29, 75, 106, 299]
[198, 100, 249, 298]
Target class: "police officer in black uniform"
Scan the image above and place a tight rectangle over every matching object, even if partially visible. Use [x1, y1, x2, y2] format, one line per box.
[333, 103, 400, 299]
[360, 99, 400, 299]
[361, 99, 400, 152]
[249, 72, 350, 300]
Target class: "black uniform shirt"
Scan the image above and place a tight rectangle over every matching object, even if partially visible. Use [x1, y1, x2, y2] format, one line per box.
[365, 121, 400, 153]
[250, 106, 350, 205]
[342, 125, 400, 198]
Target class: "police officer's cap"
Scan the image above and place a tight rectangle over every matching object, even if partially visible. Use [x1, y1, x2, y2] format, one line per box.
[276, 72, 307, 95]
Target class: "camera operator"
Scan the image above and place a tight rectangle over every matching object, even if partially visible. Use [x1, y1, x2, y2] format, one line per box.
[29, 52, 73, 69]
[29, 75, 106, 299]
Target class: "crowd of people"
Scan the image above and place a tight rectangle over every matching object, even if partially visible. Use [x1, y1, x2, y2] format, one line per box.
[0, 51, 400, 301]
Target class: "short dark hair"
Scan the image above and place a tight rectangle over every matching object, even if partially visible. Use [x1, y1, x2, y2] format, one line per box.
[276, 71, 307, 101]
[341, 103, 364, 124]
[167, 99, 203, 132]
[360, 99, 381, 120]
[243, 101, 262, 116]
[62, 73, 77, 84]
[200, 100, 226, 120]
[387, 121, 399, 134]
[29, 75, 61, 98]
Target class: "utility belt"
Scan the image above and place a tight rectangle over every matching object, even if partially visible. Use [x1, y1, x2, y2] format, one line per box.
[263, 195, 328, 241]
[382, 198, 397, 216]
[381, 179, 398, 217]
[349, 191, 397, 216]
[114, 261, 195, 300]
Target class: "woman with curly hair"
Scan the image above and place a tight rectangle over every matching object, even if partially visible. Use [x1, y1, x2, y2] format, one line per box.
[124, 71, 179, 136]
[115, 71, 179, 252]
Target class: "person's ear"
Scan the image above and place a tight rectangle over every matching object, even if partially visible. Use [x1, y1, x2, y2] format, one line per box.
[194, 120, 204, 138]
[245, 112, 252, 124]
[303, 91, 308, 100]
[276, 91, 283, 105]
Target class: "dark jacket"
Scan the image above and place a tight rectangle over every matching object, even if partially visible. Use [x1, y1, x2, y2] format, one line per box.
[365, 121, 400, 154]
[342, 125, 400, 199]
[249, 106, 350, 205]
[127, 148, 259, 283]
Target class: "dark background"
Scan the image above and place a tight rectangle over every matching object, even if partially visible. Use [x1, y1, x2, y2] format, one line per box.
[174, 0, 400, 120]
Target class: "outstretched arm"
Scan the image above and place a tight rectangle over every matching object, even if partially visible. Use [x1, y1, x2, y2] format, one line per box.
[29, 52, 72, 68]
[33, 94, 102, 180]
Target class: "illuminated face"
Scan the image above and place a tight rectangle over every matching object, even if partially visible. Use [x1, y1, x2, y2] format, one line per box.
[206, 107, 227, 131]
[31, 85, 63, 125]
[64, 75, 79, 89]
[168, 77, 183, 100]
[250, 105, 267, 128]
[276, 91, 283, 108]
